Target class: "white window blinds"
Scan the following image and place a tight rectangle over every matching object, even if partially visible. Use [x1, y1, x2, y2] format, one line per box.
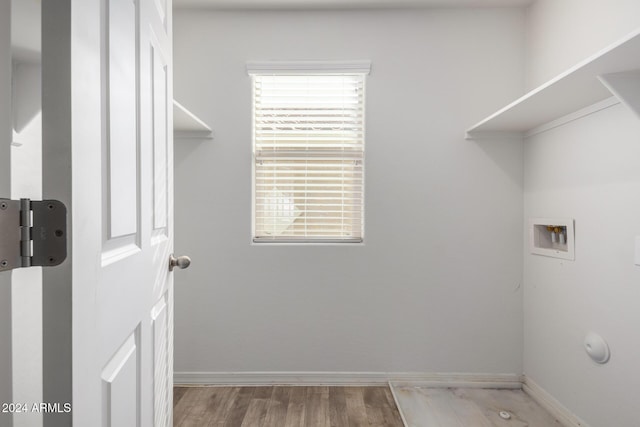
[252, 73, 366, 243]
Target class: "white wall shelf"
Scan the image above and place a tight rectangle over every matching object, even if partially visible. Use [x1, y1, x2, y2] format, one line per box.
[173, 100, 213, 140]
[466, 28, 640, 140]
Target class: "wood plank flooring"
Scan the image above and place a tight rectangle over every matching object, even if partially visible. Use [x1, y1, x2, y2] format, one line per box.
[392, 386, 563, 427]
[173, 386, 404, 427]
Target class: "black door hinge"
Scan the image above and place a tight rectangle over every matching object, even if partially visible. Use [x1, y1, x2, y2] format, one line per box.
[0, 198, 67, 272]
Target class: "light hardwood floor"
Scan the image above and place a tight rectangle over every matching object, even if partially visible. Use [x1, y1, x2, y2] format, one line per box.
[392, 386, 563, 427]
[173, 386, 404, 427]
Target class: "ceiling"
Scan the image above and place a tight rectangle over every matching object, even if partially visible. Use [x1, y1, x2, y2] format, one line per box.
[174, 0, 533, 10]
[9, 0, 531, 63]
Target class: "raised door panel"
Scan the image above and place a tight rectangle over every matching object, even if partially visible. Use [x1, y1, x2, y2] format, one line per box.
[151, 35, 168, 235]
[151, 295, 170, 427]
[153, 0, 167, 29]
[105, 0, 138, 241]
[101, 333, 140, 427]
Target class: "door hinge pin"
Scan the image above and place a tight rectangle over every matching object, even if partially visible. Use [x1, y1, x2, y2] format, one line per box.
[20, 198, 32, 267]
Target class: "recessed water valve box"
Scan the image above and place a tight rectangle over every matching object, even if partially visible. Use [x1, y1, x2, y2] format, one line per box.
[529, 218, 575, 260]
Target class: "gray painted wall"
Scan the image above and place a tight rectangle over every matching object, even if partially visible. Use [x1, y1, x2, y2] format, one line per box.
[523, 1, 640, 425]
[173, 8, 526, 375]
[525, 0, 640, 89]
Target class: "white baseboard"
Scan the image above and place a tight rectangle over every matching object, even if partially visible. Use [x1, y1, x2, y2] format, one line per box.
[388, 373, 523, 389]
[523, 376, 590, 427]
[174, 371, 523, 388]
[175, 371, 390, 386]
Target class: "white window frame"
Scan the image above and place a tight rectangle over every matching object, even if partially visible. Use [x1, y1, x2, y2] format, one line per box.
[247, 61, 371, 244]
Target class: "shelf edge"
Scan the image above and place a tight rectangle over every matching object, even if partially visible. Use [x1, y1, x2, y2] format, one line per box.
[466, 26, 640, 136]
[465, 131, 523, 141]
[174, 130, 214, 140]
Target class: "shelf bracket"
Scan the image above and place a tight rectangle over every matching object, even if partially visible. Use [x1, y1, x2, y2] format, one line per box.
[598, 70, 640, 119]
[465, 131, 523, 141]
[173, 100, 213, 141]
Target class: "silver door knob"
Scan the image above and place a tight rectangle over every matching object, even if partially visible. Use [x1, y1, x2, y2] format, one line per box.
[169, 254, 191, 271]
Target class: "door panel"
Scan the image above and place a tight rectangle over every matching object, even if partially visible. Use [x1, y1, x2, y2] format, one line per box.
[151, 295, 170, 426]
[153, 0, 167, 28]
[101, 332, 140, 427]
[152, 36, 169, 233]
[107, 0, 138, 239]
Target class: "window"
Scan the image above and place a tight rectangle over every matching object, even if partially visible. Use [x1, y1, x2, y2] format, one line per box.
[249, 62, 369, 243]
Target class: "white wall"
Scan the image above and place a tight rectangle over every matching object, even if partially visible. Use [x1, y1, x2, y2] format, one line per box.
[523, 2, 640, 426]
[524, 104, 640, 427]
[12, 62, 42, 198]
[0, 3, 14, 426]
[11, 61, 43, 427]
[173, 8, 526, 376]
[525, 0, 640, 88]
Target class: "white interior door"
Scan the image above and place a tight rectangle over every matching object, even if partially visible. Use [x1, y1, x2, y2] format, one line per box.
[41, 0, 175, 426]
